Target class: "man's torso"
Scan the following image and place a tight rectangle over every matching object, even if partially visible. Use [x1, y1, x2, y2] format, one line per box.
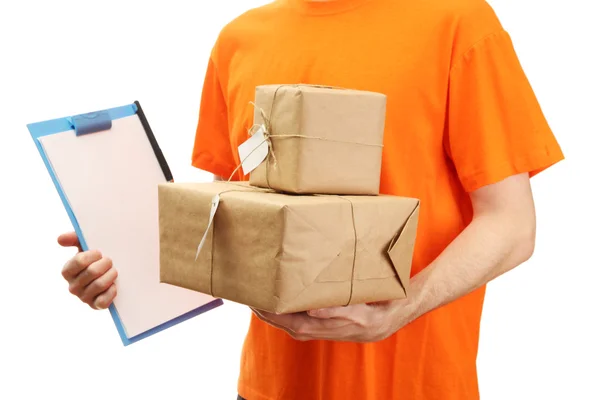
[209, 1, 503, 398]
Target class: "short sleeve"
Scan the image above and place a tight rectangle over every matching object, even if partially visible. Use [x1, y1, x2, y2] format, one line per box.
[445, 30, 564, 192]
[191, 56, 237, 179]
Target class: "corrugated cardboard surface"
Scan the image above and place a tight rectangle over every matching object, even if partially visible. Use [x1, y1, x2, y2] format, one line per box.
[249, 85, 387, 195]
[159, 182, 420, 313]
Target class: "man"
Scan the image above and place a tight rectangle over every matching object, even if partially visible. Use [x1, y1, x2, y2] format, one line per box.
[57, 0, 564, 398]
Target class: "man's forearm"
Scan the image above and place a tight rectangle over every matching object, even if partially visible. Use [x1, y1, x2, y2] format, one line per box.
[406, 210, 536, 320]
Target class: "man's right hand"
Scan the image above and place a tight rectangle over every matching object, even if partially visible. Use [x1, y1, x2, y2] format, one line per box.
[58, 232, 118, 310]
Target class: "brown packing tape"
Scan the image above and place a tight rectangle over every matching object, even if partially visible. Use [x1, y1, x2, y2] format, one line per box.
[387, 201, 420, 296]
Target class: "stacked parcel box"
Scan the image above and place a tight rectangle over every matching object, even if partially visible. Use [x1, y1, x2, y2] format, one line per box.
[158, 85, 420, 314]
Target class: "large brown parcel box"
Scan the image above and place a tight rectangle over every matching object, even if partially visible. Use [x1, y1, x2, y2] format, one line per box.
[158, 182, 420, 314]
[248, 84, 387, 195]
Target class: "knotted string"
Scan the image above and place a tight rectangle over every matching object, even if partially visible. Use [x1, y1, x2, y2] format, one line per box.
[226, 123, 272, 182]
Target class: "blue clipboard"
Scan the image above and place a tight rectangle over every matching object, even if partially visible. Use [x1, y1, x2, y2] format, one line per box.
[27, 101, 223, 346]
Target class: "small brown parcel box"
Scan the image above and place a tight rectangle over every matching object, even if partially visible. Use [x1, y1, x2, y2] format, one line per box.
[248, 84, 387, 195]
[158, 182, 420, 314]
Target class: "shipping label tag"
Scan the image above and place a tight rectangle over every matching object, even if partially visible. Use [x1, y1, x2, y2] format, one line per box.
[195, 194, 220, 261]
[237, 125, 269, 175]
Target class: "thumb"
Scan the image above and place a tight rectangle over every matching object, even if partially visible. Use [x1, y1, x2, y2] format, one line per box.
[57, 231, 82, 252]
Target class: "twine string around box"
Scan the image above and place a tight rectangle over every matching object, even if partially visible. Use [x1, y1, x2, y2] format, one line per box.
[226, 84, 384, 187]
[336, 195, 359, 307]
[202, 183, 275, 297]
[201, 181, 360, 307]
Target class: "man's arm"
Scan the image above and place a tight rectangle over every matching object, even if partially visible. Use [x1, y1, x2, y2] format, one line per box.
[251, 172, 537, 342]
[406, 172, 535, 319]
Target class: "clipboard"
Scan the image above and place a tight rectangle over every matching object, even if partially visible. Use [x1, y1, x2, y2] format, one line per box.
[27, 101, 223, 346]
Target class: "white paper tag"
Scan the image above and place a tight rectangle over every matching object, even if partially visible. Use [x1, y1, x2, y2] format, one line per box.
[195, 194, 220, 261]
[237, 125, 269, 175]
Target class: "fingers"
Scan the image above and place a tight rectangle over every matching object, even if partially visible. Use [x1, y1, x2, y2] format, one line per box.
[57, 231, 82, 251]
[307, 305, 364, 320]
[61, 250, 102, 281]
[307, 307, 347, 319]
[67, 257, 113, 297]
[252, 309, 352, 341]
[58, 234, 117, 310]
[307, 304, 374, 329]
[91, 284, 117, 310]
[252, 309, 297, 336]
[80, 267, 119, 306]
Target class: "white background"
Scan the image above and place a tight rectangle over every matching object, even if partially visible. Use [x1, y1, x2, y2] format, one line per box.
[0, 1, 598, 399]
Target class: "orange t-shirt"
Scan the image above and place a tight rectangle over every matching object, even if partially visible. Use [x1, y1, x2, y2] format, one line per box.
[191, 0, 564, 399]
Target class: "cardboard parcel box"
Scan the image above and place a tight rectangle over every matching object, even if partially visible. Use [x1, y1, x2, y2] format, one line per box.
[248, 84, 387, 195]
[158, 182, 420, 314]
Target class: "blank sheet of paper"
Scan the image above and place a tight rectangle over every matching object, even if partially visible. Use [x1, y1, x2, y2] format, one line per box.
[39, 115, 216, 339]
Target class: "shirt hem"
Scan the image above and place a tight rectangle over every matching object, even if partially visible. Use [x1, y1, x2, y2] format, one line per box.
[238, 382, 274, 400]
[191, 153, 237, 180]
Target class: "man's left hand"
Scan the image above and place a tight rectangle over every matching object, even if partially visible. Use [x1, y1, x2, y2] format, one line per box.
[251, 300, 416, 343]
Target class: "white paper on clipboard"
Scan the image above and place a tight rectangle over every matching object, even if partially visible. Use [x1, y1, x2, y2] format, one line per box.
[39, 114, 217, 340]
